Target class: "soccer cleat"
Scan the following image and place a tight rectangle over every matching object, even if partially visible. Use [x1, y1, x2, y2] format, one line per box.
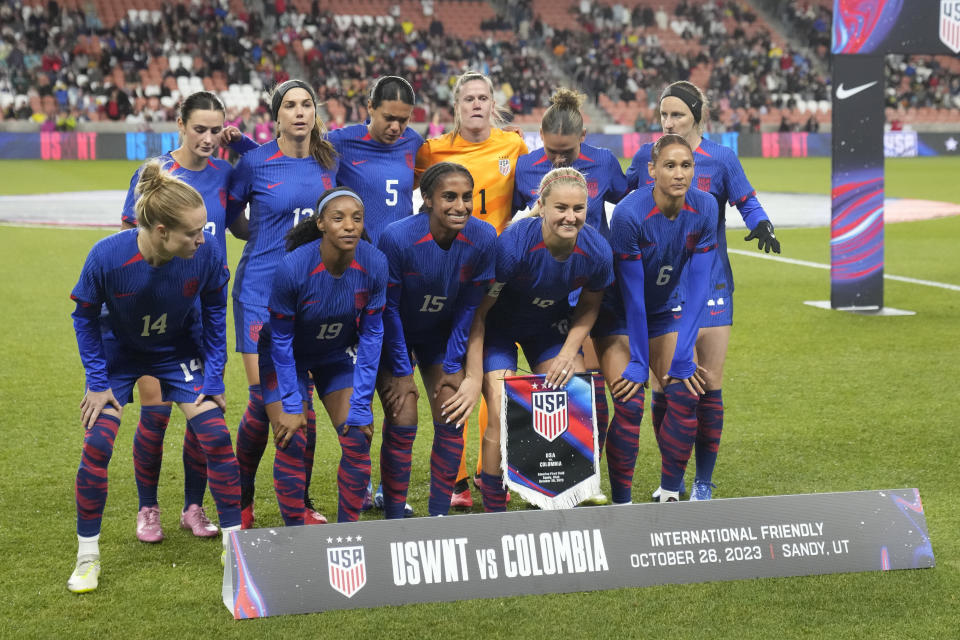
[67, 555, 101, 593]
[373, 482, 415, 515]
[450, 488, 474, 509]
[651, 478, 687, 501]
[220, 549, 226, 567]
[180, 505, 219, 538]
[581, 492, 609, 506]
[690, 481, 716, 501]
[304, 507, 328, 525]
[136, 506, 164, 543]
[658, 488, 680, 503]
[361, 480, 374, 512]
[240, 504, 255, 530]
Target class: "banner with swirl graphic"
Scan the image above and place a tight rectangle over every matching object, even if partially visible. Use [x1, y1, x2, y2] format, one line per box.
[500, 373, 600, 510]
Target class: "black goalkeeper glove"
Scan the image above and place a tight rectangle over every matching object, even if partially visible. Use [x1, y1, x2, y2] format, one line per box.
[744, 220, 781, 254]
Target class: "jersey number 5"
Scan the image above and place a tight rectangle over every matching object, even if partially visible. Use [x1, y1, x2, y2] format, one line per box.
[385, 179, 399, 206]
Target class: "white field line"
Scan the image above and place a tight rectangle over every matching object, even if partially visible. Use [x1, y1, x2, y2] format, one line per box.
[727, 249, 960, 292]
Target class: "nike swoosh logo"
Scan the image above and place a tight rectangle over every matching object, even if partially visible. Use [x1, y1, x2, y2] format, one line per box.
[836, 81, 877, 100]
[114, 292, 136, 298]
[267, 182, 283, 189]
[351, 160, 367, 166]
[710, 310, 724, 316]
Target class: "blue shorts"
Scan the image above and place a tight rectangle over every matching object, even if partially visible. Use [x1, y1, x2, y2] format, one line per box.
[234, 299, 269, 354]
[483, 320, 572, 373]
[647, 307, 683, 339]
[409, 339, 447, 370]
[699, 289, 733, 328]
[591, 284, 628, 338]
[257, 329, 355, 404]
[259, 360, 354, 405]
[104, 348, 209, 405]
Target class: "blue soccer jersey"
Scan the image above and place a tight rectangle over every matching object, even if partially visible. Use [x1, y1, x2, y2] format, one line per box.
[487, 216, 614, 337]
[378, 214, 497, 376]
[267, 240, 387, 424]
[610, 185, 718, 381]
[626, 137, 769, 294]
[513, 143, 627, 238]
[228, 140, 339, 307]
[327, 123, 424, 245]
[121, 154, 234, 255]
[71, 229, 229, 394]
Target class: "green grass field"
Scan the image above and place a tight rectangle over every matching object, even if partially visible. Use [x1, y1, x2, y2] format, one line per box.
[1, 158, 958, 638]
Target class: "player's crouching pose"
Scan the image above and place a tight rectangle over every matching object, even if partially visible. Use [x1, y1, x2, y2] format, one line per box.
[610, 134, 718, 503]
[259, 187, 387, 524]
[376, 162, 496, 517]
[68, 162, 241, 593]
[443, 167, 614, 512]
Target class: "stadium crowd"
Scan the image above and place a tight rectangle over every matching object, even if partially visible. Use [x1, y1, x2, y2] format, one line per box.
[1, 0, 959, 130]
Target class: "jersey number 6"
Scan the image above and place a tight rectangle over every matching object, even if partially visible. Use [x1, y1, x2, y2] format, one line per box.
[656, 265, 673, 286]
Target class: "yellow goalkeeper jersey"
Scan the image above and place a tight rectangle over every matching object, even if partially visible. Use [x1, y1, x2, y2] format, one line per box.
[415, 128, 528, 234]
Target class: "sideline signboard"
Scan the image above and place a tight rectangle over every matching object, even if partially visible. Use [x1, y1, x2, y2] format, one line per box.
[223, 488, 933, 619]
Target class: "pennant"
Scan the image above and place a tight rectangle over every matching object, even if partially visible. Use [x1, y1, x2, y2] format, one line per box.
[500, 373, 600, 509]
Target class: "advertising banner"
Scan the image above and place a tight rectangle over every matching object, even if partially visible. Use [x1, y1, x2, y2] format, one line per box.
[223, 488, 934, 619]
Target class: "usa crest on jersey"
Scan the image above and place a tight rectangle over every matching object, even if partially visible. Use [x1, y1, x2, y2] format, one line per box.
[327, 546, 366, 598]
[498, 157, 511, 176]
[697, 175, 712, 192]
[532, 390, 568, 441]
[941, 0, 960, 53]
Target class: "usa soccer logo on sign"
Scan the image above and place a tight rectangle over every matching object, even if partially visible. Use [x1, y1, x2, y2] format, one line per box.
[942, 1, 960, 53]
[532, 391, 568, 442]
[327, 546, 366, 598]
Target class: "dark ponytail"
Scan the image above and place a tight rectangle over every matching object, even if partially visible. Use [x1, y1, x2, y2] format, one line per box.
[179, 91, 225, 124]
[369, 76, 416, 109]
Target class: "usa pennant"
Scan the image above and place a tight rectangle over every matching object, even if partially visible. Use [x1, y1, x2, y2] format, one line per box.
[500, 373, 600, 510]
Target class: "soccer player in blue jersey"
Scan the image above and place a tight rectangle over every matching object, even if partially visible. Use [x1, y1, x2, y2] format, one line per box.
[376, 162, 496, 517]
[227, 80, 339, 527]
[327, 76, 424, 245]
[259, 187, 387, 524]
[68, 162, 241, 593]
[513, 88, 633, 505]
[626, 82, 781, 501]
[119, 92, 248, 542]
[513, 88, 626, 235]
[443, 167, 614, 512]
[612, 134, 719, 503]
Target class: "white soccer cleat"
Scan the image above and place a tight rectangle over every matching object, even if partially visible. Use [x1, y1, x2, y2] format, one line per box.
[67, 555, 101, 593]
[658, 488, 680, 503]
[651, 478, 687, 501]
[581, 492, 610, 505]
